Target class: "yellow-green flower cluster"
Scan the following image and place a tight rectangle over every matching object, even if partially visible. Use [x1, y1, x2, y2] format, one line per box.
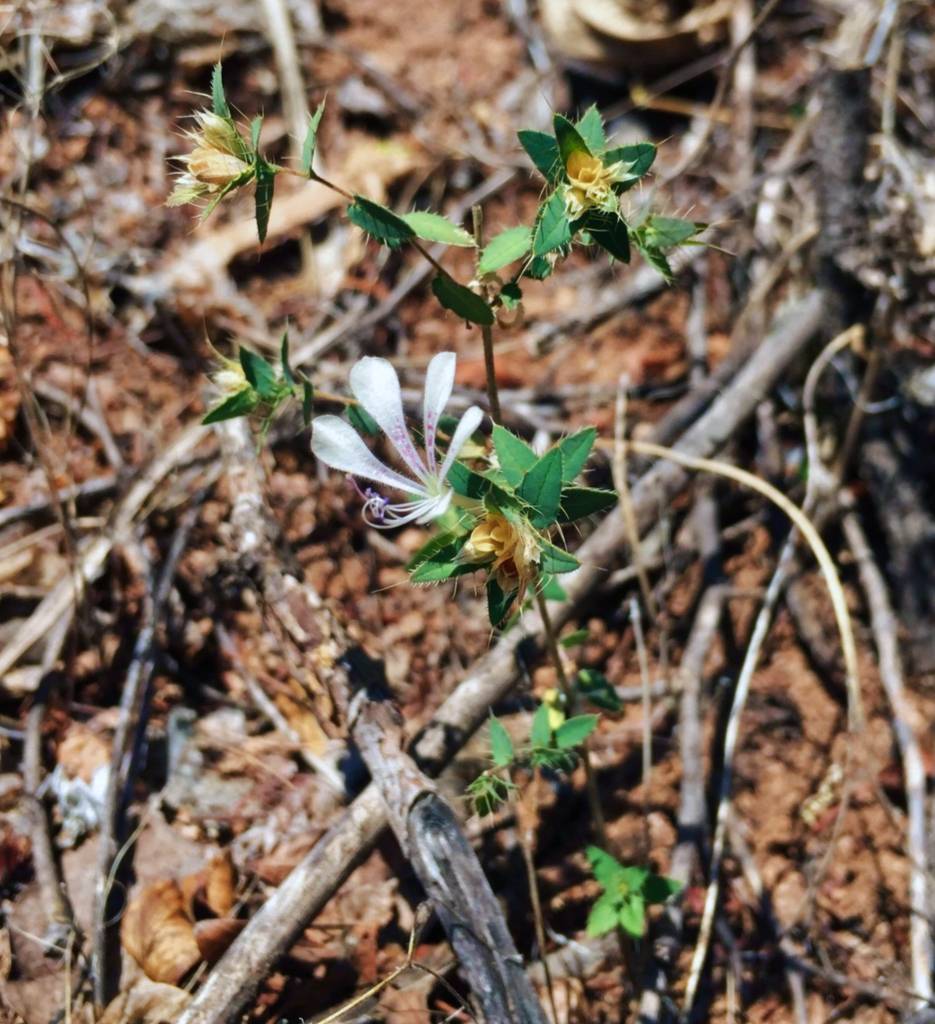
[167, 111, 251, 209]
[562, 150, 628, 219]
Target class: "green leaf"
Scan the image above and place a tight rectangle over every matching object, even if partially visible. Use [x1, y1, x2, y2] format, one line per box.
[576, 105, 606, 153]
[539, 540, 579, 575]
[492, 425, 537, 487]
[401, 211, 474, 247]
[301, 100, 326, 175]
[643, 874, 683, 904]
[447, 462, 500, 500]
[523, 255, 554, 281]
[517, 129, 562, 183]
[618, 895, 647, 937]
[587, 845, 626, 889]
[489, 716, 514, 768]
[347, 196, 415, 248]
[540, 574, 567, 602]
[553, 113, 591, 166]
[478, 226, 533, 275]
[254, 160, 275, 244]
[280, 331, 294, 388]
[604, 142, 656, 181]
[239, 348, 278, 399]
[302, 380, 314, 428]
[431, 275, 494, 326]
[643, 215, 705, 250]
[499, 281, 523, 310]
[631, 234, 674, 282]
[555, 714, 598, 750]
[560, 629, 589, 648]
[250, 115, 263, 153]
[532, 192, 572, 257]
[408, 531, 472, 583]
[587, 893, 620, 937]
[348, 404, 380, 435]
[487, 578, 516, 629]
[468, 773, 514, 817]
[577, 669, 622, 712]
[584, 210, 631, 263]
[557, 428, 597, 482]
[518, 448, 563, 527]
[202, 387, 258, 424]
[530, 702, 553, 749]
[211, 62, 231, 119]
[557, 486, 616, 523]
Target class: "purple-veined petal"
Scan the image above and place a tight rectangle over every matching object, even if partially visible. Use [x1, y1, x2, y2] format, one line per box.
[439, 404, 484, 482]
[311, 415, 426, 496]
[350, 356, 428, 482]
[422, 351, 456, 473]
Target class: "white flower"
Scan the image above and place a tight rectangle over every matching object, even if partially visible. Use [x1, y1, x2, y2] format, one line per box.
[312, 352, 483, 528]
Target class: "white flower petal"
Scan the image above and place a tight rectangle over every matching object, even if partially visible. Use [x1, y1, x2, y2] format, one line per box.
[311, 415, 425, 496]
[439, 404, 484, 482]
[377, 491, 453, 529]
[350, 356, 428, 482]
[422, 351, 456, 473]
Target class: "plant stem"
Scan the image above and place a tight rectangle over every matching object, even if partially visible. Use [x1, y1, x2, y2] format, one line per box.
[471, 204, 502, 423]
[534, 589, 607, 847]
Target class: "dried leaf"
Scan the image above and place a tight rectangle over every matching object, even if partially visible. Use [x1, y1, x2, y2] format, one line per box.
[204, 850, 236, 917]
[98, 977, 191, 1024]
[122, 879, 201, 985]
[193, 917, 245, 965]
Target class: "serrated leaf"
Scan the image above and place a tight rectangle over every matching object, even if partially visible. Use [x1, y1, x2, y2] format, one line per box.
[644, 874, 683, 904]
[348, 403, 380, 435]
[478, 225, 533, 275]
[408, 531, 472, 583]
[604, 142, 656, 181]
[407, 530, 468, 572]
[618, 895, 647, 937]
[410, 558, 477, 583]
[517, 129, 562, 183]
[576, 105, 606, 153]
[447, 462, 509, 502]
[487, 577, 516, 628]
[254, 161, 275, 243]
[642, 215, 705, 250]
[585, 210, 630, 263]
[539, 540, 579, 575]
[523, 255, 554, 280]
[577, 669, 622, 712]
[632, 233, 674, 282]
[555, 714, 598, 749]
[557, 428, 597, 481]
[202, 387, 258, 424]
[211, 63, 231, 119]
[557, 486, 616, 523]
[431, 275, 494, 326]
[280, 331, 294, 388]
[533, 193, 572, 258]
[489, 716, 514, 768]
[587, 846, 626, 889]
[401, 211, 474, 247]
[492, 424, 537, 487]
[347, 196, 415, 248]
[553, 113, 591, 166]
[530, 702, 553, 749]
[301, 100, 326, 175]
[587, 893, 620, 937]
[540, 574, 567, 601]
[302, 380, 314, 428]
[518, 448, 563, 527]
[239, 348, 277, 399]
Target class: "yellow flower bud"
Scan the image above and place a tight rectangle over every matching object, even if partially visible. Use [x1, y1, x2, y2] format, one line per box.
[466, 513, 541, 595]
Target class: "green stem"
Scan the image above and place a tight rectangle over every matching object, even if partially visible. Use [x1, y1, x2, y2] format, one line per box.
[534, 589, 607, 847]
[471, 205, 502, 423]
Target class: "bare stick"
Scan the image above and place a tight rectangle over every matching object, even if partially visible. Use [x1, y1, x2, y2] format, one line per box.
[841, 505, 933, 1006]
[176, 290, 824, 1024]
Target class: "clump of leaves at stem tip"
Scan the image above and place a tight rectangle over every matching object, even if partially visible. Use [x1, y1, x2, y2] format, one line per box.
[586, 846, 682, 938]
[203, 333, 313, 436]
[167, 63, 278, 242]
[467, 706, 599, 817]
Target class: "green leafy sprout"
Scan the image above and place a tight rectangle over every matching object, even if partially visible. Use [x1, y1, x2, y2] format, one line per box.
[586, 846, 682, 938]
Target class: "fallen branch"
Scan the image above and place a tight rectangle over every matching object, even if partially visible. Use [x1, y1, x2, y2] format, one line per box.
[177, 289, 824, 1024]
